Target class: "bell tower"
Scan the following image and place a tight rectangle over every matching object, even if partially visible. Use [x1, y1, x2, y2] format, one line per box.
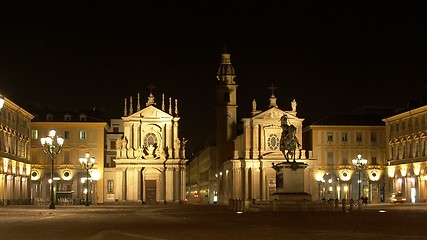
[215, 47, 238, 167]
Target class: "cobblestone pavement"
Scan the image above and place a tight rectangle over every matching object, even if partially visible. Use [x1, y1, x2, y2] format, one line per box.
[0, 203, 426, 240]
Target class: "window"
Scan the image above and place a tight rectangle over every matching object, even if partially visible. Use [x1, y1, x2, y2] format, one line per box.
[327, 132, 333, 142]
[31, 130, 38, 139]
[356, 132, 362, 143]
[46, 114, 53, 121]
[267, 133, 279, 150]
[64, 114, 71, 121]
[327, 152, 334, 165]
[371, 156, 377, 165]
[144, 133, 157, 147]
[107, 180, 114, 193]
[79, 131, 87, 139]
[80, 114, 87, 121]
[110, 140, 117, 150]
[64, 131, 70, 139]
[341, 132, 348, 142]
[370, 132, 377, 143]
[113, 127, 119, 132]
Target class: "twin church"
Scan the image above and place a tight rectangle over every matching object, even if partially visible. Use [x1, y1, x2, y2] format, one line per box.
[101, 49, 315, 205]
[26, 48, 390, 206]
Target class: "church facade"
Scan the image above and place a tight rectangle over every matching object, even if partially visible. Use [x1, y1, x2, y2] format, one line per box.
[187, 50, 316, 205]
[104, 92, 188, 204]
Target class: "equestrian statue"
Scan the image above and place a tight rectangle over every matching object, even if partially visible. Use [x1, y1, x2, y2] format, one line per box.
[279, 114, 301, 161]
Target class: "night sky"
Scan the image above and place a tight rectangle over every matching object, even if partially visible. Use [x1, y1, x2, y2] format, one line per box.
[1, 2, 426, 155]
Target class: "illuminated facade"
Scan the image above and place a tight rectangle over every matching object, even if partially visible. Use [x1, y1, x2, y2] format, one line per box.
[187, 50, 396, 205]
[104, 92, 188, 204]
[0, 96, 33, 205]
[302, 115, 388, 203]
[188, 50, 315, 205]
[30, 111, 107, 205]
[383, 104, 427, 203]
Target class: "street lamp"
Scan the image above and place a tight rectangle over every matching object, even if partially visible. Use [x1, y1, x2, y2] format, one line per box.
[352, 154, 367, 200]
[41, 130, 64, 209]
[79, 152, 95, 206]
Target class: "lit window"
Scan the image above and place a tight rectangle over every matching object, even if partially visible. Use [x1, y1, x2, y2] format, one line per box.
[107, 180, 114, 193]
[31, 130, 38, 139]
[80, 131, 87, 139]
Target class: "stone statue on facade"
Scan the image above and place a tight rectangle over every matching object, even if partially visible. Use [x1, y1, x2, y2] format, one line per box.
[279, 115, 301, 161]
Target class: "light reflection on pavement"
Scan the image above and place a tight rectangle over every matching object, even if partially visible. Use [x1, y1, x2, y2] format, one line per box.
[0, 203, 426, 240]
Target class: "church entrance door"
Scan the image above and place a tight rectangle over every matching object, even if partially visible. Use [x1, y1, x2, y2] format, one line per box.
[145, 180, 157, 204]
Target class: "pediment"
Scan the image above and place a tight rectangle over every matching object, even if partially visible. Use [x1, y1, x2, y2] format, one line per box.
[252, 108, 297, 121]
[123, 105, 172, 120]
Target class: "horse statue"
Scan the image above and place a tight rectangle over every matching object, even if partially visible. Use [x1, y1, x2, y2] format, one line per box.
[280, 115, 301, 161]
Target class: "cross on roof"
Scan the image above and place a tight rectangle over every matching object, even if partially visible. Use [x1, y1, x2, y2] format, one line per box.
[268, 83, 277, 96]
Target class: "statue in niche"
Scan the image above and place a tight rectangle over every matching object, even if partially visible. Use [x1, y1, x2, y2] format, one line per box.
[279, 115, 300, 161]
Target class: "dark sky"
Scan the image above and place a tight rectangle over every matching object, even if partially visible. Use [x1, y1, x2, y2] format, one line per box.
[1, 2, 426, 155]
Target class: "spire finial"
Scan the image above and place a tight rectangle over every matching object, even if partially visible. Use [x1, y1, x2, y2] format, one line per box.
[124, 98, 127, 116]
[137, 93, 141, 111]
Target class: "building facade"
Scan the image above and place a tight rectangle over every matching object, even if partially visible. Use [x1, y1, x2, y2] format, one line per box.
[383, 104, 427, 203]
[302, 113, 388, 203]
[0, 95, 33, 205]
[104, 91, 188, 204]
[30, 109, 108, 205]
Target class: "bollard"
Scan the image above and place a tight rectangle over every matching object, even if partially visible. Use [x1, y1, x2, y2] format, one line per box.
[349, 199, 354, 212]
[342, 199, 346, 212]
[240, 199, 245, 212]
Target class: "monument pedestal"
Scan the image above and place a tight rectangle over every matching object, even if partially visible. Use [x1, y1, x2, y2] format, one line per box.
[272, 161, 312, 202]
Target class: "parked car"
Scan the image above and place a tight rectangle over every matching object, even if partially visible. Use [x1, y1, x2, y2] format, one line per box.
[390, 192, 406, 203]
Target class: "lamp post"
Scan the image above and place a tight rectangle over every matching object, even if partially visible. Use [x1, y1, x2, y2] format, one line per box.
[79, 152, 95, 206]
[41, 130, 64, 209]
[352, 154, 367, 200]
